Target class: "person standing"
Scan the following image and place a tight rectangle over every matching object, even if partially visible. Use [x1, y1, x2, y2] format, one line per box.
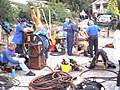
[66, 20, 79, 56]
[12, 18, 33, 54]
[85, 20, 101, 57]
[111, 16, 117, 30]
[3, 42, 35, 76]
[63, 18, 69, 48]
[112, 22, 120, 89]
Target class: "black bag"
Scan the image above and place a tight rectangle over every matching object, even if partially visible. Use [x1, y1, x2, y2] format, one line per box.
[70, 80, 105, 90]
[89, 49, 116, 69]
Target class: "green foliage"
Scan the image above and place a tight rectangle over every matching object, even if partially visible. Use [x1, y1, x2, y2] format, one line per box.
[0, 0, 35, 24]
[0, 0, 96, 25]
[117, 0, 120, 13]
[17, 4, 32, 21]
[56, 0, 95, 12]
[43, 2, 74, 25]
[0, 0, 17, 23]
[107, 0, 120, 16]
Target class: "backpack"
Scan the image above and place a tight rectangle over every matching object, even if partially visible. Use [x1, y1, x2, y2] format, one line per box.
[89, 49, 116, 69]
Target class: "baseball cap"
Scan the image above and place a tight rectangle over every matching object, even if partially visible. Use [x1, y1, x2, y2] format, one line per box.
[20, 18, 28, 23]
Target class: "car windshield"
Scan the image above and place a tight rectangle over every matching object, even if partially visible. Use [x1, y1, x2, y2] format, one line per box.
[101, 16, 109, 20]
[97, 15, 111, 22]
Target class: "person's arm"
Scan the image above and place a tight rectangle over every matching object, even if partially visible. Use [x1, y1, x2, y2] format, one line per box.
[63, 22, 68, 30]
[40, 29, 47, 35]
[71, 24, 79, 33]
[98, 26, 101, 32]
[33, 30, 39, 35]
[97, 26, 101, 37]
[4, 50, 19, 64]
[16, 25, 33, 33]
[83, 29, 89, 39]
[14, 53, 21, 57]
[23, 27, 34, 33]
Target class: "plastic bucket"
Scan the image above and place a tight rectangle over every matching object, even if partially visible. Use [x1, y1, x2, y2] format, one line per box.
[61, 63, 70, 72]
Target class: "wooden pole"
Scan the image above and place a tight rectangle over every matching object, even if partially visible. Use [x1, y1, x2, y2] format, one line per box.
[49, 9, 51, 31]
[41, 9, 49, 30]
[49, 9, 52, 39]
[41, 9, 52, 39]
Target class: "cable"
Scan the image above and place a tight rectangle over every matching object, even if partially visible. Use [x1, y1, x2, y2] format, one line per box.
[0, 76, 29, 89]
[0, 76, 14, 89]
[29, 71, 72, 90]
[79, 68, 118, 83]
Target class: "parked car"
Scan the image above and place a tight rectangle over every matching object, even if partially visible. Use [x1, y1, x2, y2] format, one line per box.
[96, 15, 112, 27]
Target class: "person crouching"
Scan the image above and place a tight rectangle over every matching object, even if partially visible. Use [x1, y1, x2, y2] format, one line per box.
[3, 42, 35, 76]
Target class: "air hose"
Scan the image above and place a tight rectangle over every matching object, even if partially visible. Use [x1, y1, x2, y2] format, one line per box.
[80, 68, 118, 82]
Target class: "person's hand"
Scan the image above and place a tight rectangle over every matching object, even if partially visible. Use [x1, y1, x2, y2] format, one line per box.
[14, 53, 21, 57]
[19, 61, 24, 64]
[27, 27, 34, 32]
[64, 28, 68, 30]
[85, 36, 89, 40]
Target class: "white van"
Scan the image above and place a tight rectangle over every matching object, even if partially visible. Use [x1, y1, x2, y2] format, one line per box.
[97, 15, 112, 27]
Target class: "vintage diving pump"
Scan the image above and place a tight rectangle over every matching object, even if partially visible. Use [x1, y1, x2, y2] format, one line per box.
[23, 33, 49, 70]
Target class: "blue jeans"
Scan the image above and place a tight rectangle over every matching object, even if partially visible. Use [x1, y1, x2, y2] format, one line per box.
[63, 31, 67, 48]
[7, 57, 30, 74]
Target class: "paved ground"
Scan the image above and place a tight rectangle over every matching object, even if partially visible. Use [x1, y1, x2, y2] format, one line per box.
[1, 29, 119, 90]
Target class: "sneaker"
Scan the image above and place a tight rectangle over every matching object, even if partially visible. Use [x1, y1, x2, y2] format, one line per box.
[26, 71, 35, 76]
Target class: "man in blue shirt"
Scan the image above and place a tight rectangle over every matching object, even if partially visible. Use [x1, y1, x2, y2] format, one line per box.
[63, 18, 70, 48]
[12, 18, 33, 54]
[3, 42, 35, 76]
[86, 20, 101, 57]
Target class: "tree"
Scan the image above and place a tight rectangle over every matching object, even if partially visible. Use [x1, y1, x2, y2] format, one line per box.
[43, 2, 76, 25]
[17, 4, 32, 21]
[117, 0, 120, 13]
[51, 0, 95, 13]
[0, 0, 17, 23]
[107, 0, 120, 16]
